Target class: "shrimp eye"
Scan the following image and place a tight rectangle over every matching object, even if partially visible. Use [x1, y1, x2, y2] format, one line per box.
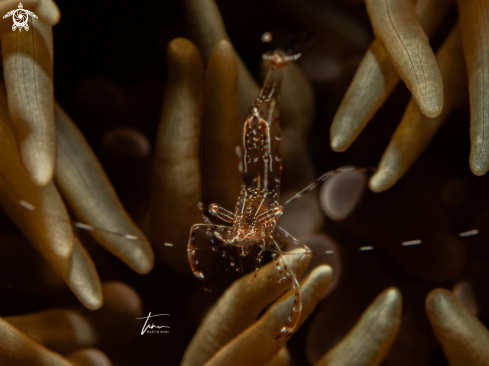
[209, 203, 219, 216]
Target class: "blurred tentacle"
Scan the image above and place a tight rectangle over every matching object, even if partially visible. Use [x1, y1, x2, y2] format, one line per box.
[200, 40, 242, 208]
[54, 103, 154, 274]
[0, 317, 72, 366]
[150, 38, 204, 271]
[184, 0, 260, 119]
[67, 349, 111, 366]
[35, 0, 61, 25]
[1, 19, 55, 186]
[5, 282, 141, 354]
[204, 265, 332, 366]
[314, 287, 402, 366]
[182, 250, 311, 366]
[265, 348, 290, 366]
[426, 288, 489, 366]
[0, 87, 102, 309]
[275, 61, 323, 238]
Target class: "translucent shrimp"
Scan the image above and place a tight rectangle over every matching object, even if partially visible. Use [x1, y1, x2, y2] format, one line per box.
[186, 49, 369, 339]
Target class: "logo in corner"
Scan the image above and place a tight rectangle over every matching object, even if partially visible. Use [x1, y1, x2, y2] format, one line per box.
[3, 3, 38, 32]
[137, 312, 170, 335]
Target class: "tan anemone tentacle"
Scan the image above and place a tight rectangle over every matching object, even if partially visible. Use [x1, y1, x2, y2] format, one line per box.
[370, 24, 466, 192]
[457, 0, 489, 176]
[54, 103, 154, 274]
[204, 265, 332, 366]
[66, 349, 111, 366]
[184, 0, 260, 119]
[315, 287, 402, 366]
[200, 40, 242, 208]
[182, 249, 311, 366]
[34, 0, 61, 25]
[5, 282, 142, 354]
[0, 317, 72, 366]
[0, 86, 102, 309]
[426, 289, 489, 366]
[331, 0, 453, 152]
[150, 38, 204, 272]
[2, 17, 56, 186]
[279, 61, 324, 237]
[366, 0, 444, 118]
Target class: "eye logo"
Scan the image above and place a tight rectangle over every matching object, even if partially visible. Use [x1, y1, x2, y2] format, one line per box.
[3, 3, 38, 32]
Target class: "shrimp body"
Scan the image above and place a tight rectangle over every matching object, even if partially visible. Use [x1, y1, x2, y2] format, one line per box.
[187, 49, 303, 339]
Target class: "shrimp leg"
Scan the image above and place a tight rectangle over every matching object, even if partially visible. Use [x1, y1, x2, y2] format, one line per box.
[187, 223, 232, 291]
[269, 238, 302, 340]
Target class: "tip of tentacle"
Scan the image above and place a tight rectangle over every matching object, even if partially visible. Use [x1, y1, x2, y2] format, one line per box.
[369, 167, 392, 193]
[469, 152, 489, 176]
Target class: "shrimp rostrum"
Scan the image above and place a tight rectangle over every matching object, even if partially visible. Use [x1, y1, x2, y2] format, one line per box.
[188, 49, 339, 339]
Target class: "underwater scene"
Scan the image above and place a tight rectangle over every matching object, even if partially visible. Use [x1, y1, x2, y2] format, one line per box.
[0, 0, 488, 365]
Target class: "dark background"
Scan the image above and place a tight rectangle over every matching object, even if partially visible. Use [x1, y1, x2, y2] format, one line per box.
[2, 1, 488, 365]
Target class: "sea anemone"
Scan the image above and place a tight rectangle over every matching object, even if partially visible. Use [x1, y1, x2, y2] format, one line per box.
[1, 0, 489, 365]
[329, 0, 489, 190]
